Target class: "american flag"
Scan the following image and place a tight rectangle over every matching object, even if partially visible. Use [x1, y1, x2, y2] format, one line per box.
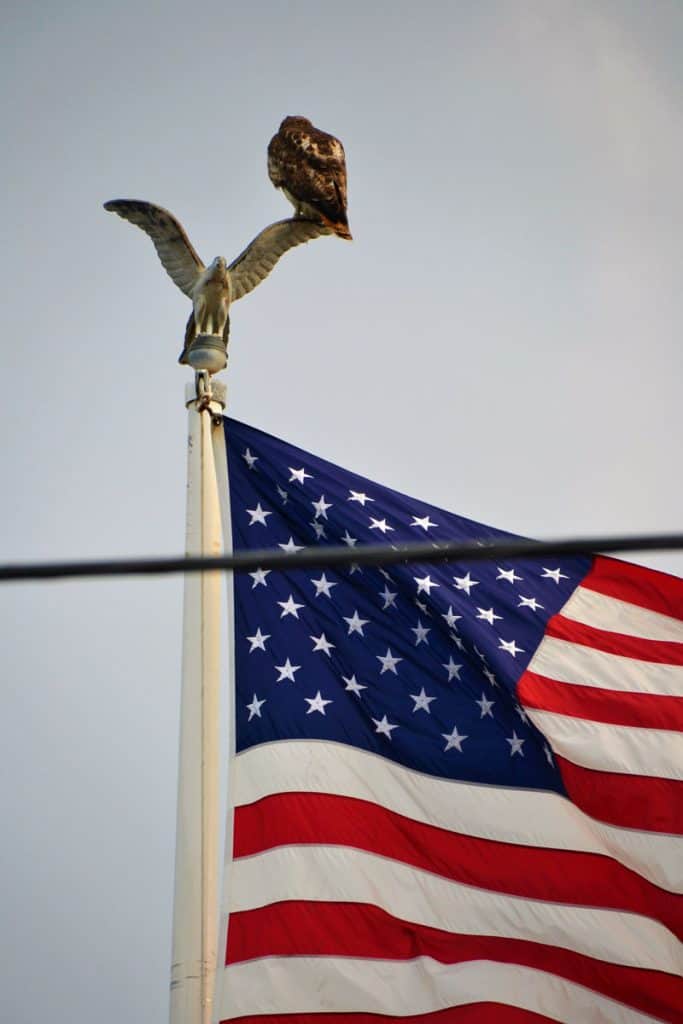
[215, 418, 682, 1024]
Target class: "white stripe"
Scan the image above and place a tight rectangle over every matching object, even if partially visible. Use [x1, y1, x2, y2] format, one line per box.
[527, 709, 683, 780]
[217, 956, 665, 1024]
[229, 845, 681, 974]
[232, 741, 682, 892]
[564, 585, 683, 642]
[527, 635, 683, 696]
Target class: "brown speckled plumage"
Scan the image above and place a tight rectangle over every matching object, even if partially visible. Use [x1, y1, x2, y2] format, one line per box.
[268, 116, 351, 240]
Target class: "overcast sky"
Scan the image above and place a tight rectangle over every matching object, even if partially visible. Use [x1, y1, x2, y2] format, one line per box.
[1, 2, 682, 1022]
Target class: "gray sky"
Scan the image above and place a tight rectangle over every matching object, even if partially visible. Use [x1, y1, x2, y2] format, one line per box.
[1, 2, 682, 1022]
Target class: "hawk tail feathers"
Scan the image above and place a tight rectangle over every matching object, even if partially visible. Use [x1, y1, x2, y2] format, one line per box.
[318, 212, 352, 240]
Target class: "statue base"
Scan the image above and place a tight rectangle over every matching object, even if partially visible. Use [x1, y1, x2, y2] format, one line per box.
[186, 334, 228, 374]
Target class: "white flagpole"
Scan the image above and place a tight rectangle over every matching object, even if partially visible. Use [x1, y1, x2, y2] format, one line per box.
[170, 372, 226, 1024]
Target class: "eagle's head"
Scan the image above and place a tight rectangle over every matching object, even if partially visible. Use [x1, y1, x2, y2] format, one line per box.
[207, 256, 229, 281]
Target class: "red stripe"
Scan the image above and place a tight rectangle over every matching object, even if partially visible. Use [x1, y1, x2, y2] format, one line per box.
[556, 755, 682, 834]
[225, 902, 682, 1023]
[582, 556, 683, 621]
[233, 793, 681, 935]
[518, 670, 683, 730]
[546, 613, 683, 664]
[222, 1008, 561, 1024]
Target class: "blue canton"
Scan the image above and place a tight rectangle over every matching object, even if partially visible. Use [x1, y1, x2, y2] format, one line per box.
[225, 418, 592, 794]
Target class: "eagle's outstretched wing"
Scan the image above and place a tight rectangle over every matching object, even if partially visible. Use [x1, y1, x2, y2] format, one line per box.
[228, 217, 331, 302]
[104, 199, 204, 298]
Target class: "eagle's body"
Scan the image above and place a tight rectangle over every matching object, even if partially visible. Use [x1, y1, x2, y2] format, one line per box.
[182, 256, 232, 362]
[268, 116, 351, 240]
[193, 258, 232, 329]
[104, 199, 331, 363]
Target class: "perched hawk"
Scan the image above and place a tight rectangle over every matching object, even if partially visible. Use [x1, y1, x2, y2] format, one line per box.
[104, 199, 331, 363]
[268, 116, 351, 240]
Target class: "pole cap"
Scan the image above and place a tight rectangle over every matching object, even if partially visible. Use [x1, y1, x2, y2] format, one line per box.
[186, 334, 227, 374]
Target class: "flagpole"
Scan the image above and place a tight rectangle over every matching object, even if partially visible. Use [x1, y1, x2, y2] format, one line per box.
[170, 369, 226, 1024]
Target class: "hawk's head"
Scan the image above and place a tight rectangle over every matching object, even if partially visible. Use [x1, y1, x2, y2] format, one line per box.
[280, 115, 313, 131]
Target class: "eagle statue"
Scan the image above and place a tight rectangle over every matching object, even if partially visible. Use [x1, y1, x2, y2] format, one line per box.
[268, 116, 352, 240]
[104, 199, 331, 363]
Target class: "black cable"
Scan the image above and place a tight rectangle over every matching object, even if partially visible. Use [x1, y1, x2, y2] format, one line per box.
[0, 532, 682, 582]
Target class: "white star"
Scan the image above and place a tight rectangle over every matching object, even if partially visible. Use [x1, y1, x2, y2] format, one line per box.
[453, 572, 479, 595]
[310, 632, 335, 657]
[476, 606, 502, 625]
[410, 687, 436, 713]
[312, 494, 333, 519]
[542, 567, 569, 584]
[246, 502, 272, 526]
[443, 656, 463, 681]
[377, 648, 403, 674]
[476, 693, 495, 718]
[482, 666, 498, 688]
[249, 567, 271, 589]
[411, 514, 437, 531]
[278, 594, 304, 618]
[473, 644, 488, 662]
[518, 595, 544, 611]
[497, 567, 523, 583]
[442, 725, 468, 752]
[246, 627, 270, 652]
[343, 610, 369, 636]
[379, 585, 398, 609]
[246, 694, 266, 720]
[507, 731, 525, 756]
[369, 517, 394, 534]
[279, 536, 304, 554]
[341, 530, 358, 547]
[305, 690, 332, 715]
[348, 490, 374, 505]
[373, 714, 399, 739]
[411, 620, 431, 645]
[499, 637, 525, 657]
[378, 567, 392, 581]
[349, 562, 362, 575]
[414, 573, 440, 595]
[343, 674, 367, 697]
[515, 703, 530, 724]
[310, 520, 327, 540]
[442, 605, 462, 629]
[450, 631, 466, 651]
[289, 466, 312, 484]
[440, 655, 462, 679]
[544, 744, 554, 765]
[242, 447, 258, 469]
[310, 573, 337, 598]
[274, 658, 300, 682]
[276, 484, 289, 504]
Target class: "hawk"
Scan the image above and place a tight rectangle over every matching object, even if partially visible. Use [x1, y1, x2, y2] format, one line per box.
[104, 199, 331, 363]
[268, 116, 351, 240]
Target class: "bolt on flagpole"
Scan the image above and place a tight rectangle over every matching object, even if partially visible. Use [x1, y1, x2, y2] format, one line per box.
[170, 337, 227, 1024]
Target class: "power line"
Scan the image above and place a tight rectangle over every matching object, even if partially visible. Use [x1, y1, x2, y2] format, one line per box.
[1, 531, 682, 583]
